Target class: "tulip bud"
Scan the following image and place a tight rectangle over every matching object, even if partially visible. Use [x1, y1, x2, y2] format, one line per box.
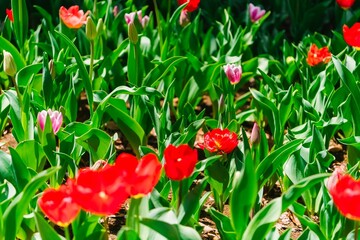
[179, 10, 190, 27]
[3, 50, 17, 77]
[250, 122, 261, 147]
[37, 109, 63, 134]
[96, 18, 104, 36]
[249, 3, 266, 23]
[48, 59, 56, 79]
[128, 22, 138, 44]
[86, 17, 97, 41]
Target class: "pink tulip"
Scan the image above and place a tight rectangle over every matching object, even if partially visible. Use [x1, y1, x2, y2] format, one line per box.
[249, 3, 265, 23]
[124, 11, 149, 28]
[38, 110, 63, 134]
[224, 63, 242, 85]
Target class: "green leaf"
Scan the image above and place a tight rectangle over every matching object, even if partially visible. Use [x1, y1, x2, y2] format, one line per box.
[208, 208, 236, 240]
[243, 173, 329, 240]
[230, 152, 257, 238]
[15, 140, 46, 172]
[11, 0, 28, 55]
[42, 53, 53, 107]
[3, 167, 59, 240]
[141, 218, 201, 240]
[0, 36, 25, 70]
[76, 128, 111, 161]
[178, 179, 208, 225]
[16, 63, 42, 89]
[54, 31, 93, 117]
[256, 139, 303, 189]
[34, 211, 63, 240]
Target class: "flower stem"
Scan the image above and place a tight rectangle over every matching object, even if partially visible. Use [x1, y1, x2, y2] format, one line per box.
[152, 0, 163, 52]
[64, 225, 71, 240]
[355, 221, 358, 240]
[126, 197, 142, 234]
[89, 40, 95, 84]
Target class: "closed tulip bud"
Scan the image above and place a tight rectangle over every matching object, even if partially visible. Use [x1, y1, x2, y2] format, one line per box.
[179, 10, 190, 27]
[3, 50, 17, 77]
[128, 22, 138, 44]
[86, 17, 97, 41]
[48, 59, 56, 79]
[250, 122, 260, 147]
[96, 18, 104, 36]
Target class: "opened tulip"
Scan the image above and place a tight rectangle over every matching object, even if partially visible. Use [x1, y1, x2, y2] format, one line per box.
[6, 9, 13, 22]
[37, 109, 63, 134]
[115, 153, 162, 198]
[249, 3, 266, 23]
[124, 10, 149, 28]
[328, 170, 360, 221]
[336, 0, 355, 10]
[59, 5, 89, 29]
[306, 44, 331, 67]
[178, 0, 200, 12]
[343, 23, 360, 49]
[38, 181, 81, 227]
[72, 163, 129, 216]
[224, 63, 242, 85]
[164, 144, 198, 181]
[200, 128, 239, 154]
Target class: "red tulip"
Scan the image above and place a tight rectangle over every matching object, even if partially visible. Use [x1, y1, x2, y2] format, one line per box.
[164, 144, 198, 181]
[328, 170, 360, 221]
[200, 128, 238, 154]
[343, 23, 360, 49]
[6, 9, 13, 22]
[72, 164, 128, 216]
[336, 0, 355, 10]
[177, 0, 200, 12]
[59, 5, 89, 29]
[38, 181, 81, 227]
[115, 153, 162, 198]
[306, 44, 331, 67]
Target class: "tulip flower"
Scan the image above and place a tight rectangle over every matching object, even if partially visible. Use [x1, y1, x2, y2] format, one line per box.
[59, 5, 89, 29]
[343, 23, 360, 49]
[178, 0, 200, 12]
[249, 3, 265, 23]
[164, 144, 198, 181]
[328, 169, 360, 221]
[200, 128, 239, 154]
[37, 110, 63, 134]
[336, 0, 355, 10]
[224, 63, 242, 85]
[306, 44, 332, 67]
[6, 9, 13, 22]
[115, 153, 162, 197]
[38, 181, 81, 227]
[72, 164, 129, 216]
[124, 11, 149, 28]
[179, 10, 190, 27]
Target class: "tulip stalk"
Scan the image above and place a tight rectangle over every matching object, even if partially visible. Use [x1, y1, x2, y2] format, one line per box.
[126, 197, 142, 234]
[355, 221, 358, 240]
[152, 0, 163, 51]
[64, 226, 71, 240]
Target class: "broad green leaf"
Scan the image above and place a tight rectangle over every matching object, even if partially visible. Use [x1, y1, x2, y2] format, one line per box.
[208, 208, 236, 240]
[34, 211, 63, 240]
[243, 173, 329, 240]
[178, 179, 208, 224]
[76, 128, 111, 161]
[55, 31, 93, 117]
[141, 218, 201, 240]
[230, 152, 257, 238]
[15, 140, 46, 172]
[0, 36, 26, 70]
[3, 167, 59, 240]
[11, 0, 28, 55]
[256, 139, 303, 189]
[16, 63, 42, 88]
